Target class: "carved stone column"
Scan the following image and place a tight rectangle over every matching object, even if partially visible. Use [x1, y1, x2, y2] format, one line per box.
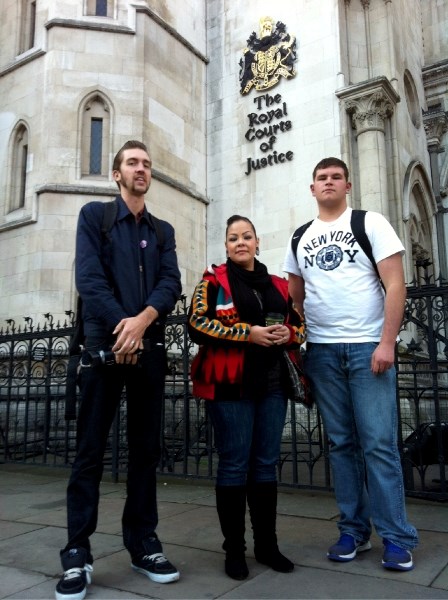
[423, 107, 448, 279]
[423, 108, 448, 209]
[336, 77, 400, 219]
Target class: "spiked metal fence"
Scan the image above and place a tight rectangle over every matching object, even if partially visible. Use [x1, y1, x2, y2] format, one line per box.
[1, 276, 447, 500]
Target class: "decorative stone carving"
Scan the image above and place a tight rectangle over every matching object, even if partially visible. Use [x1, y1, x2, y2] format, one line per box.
[336, 76, 400, 138]
[423, 109, 448, 147]
[345, 91, 394, 135]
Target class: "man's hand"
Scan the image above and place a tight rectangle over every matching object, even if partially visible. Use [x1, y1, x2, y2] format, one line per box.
[111, 306, 159, 360]
[113, 347, 142, 365]
[373, 252, 406, 375]
[371, 341, 395, 375]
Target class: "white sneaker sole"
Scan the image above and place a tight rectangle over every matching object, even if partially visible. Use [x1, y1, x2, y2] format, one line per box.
[382, 554, 413, 571]
[55, 591, 86, 600]
[131, 563, 180, 584]
[55, 564, 93, 600]
[327, 540, 372, 561]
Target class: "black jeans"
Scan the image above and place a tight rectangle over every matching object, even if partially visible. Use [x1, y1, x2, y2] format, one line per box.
[63, 338, 166, 559]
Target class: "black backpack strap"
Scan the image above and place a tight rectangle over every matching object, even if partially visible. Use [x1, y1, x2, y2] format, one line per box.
[148, 213, 165, 248]
[101, 199, 118, 241]
[350, 209, 383, 286]
[68, 295, 84, 354]
[65, 297, 84, 420]
[291, 219, 313, 266]
[65, 354, 80, 420]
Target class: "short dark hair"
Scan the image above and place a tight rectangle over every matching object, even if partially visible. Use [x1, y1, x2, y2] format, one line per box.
[112, 140, 149, 172]
[225, 214, 257, 238]
[312, 157, 349, 181]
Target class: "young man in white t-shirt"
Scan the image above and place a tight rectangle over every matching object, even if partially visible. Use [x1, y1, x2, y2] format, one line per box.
[283, 157, 418, 571]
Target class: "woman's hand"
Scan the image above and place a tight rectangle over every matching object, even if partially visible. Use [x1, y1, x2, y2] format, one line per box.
[249, 324, 290, 347]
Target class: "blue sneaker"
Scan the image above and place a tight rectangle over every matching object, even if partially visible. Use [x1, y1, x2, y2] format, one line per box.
[382, 540, 413, 571]
[327, 534, 372, 562]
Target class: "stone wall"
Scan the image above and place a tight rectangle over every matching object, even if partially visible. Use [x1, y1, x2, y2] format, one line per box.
[0, 0, 207, 323]
[0, 0, 447, 326]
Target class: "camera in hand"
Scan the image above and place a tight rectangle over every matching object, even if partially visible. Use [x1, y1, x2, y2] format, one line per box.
[82, 347, 144, 367]
[84, 349, 116, 367]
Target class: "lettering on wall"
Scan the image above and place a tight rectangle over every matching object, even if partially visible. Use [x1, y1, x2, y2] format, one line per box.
[239, 17, 297, 176]
[244, 92, 293, 176]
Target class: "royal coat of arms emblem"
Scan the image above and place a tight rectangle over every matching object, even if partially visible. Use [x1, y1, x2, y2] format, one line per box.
[239, 16, 297, 95]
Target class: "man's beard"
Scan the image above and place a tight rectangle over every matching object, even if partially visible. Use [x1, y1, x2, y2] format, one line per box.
[121, 177, 150, 195]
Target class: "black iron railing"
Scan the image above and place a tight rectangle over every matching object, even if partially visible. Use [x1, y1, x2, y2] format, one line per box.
[396, 263, 448, 501]
[1, 278, 447, 500]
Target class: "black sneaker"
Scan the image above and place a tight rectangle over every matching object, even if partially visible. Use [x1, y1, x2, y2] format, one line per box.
[55, 548, 93, 600]
[131, 552, 180, 583]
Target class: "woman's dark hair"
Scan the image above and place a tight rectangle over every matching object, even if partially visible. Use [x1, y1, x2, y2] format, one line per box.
[225, 214, 257, 238]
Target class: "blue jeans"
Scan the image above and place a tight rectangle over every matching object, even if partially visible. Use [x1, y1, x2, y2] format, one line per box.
[207, 390, 288, 487]
[304, 342, 418, 550]
[64, 338, 166, 559]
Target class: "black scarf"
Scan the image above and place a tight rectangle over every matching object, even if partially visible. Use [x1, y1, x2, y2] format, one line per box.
[226, 258, 287, 397]
[226, 258, 285, 324]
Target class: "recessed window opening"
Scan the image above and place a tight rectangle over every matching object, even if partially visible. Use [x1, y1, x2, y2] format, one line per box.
[95, 0, 107, 17]
[90, 118, 103, 174]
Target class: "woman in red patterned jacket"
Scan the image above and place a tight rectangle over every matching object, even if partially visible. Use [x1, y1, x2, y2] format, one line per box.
[188, 214, 306, 581]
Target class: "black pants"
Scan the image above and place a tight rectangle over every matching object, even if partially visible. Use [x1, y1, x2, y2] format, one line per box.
[63, 340, 166, 559]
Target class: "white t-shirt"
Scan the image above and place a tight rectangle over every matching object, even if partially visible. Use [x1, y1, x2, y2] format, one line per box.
[283, 207, 405, 343]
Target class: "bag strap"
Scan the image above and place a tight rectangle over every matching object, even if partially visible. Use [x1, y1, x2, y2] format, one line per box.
[350, 209, 382, 284]
[291, 219, 313, 267]
[101, 199, 118, 241]
[148, 212, 164, 248]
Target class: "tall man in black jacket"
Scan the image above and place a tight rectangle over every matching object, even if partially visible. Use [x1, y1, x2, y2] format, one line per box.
[56, 141, 182, 600]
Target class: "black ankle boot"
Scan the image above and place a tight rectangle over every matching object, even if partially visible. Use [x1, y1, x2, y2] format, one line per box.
[254, 546, 294, 573]
[225, 551, 249, 580]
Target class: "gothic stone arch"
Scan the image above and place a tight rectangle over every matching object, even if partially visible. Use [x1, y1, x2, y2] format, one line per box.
[403, 161, 438, 282]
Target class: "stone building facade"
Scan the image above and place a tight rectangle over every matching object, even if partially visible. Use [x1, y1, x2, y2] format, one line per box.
[0, 0, 447, 326]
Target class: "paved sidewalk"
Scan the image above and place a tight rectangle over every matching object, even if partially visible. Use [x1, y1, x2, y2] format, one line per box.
[0, 463, 447, 599]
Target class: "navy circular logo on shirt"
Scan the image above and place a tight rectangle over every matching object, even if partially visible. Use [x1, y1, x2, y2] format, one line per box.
[316, 245, 343, 271]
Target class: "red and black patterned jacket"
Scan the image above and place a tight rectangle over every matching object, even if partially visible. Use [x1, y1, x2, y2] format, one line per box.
[188, 263, 306, 399]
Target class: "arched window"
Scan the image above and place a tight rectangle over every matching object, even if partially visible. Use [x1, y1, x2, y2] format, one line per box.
[408, 183, 434, 283]
[81, 94, 111, 178]
[403, 161, 439, 284]
[404, 70, 421, 129]
[9, 125, 29, 212]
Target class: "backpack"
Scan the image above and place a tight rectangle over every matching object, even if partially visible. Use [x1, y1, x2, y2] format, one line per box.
[65, 199, 165, 420]
[290, 209, 382, 284]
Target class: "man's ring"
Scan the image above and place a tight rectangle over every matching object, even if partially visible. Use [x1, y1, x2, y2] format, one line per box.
[130, 340, 135, 346]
